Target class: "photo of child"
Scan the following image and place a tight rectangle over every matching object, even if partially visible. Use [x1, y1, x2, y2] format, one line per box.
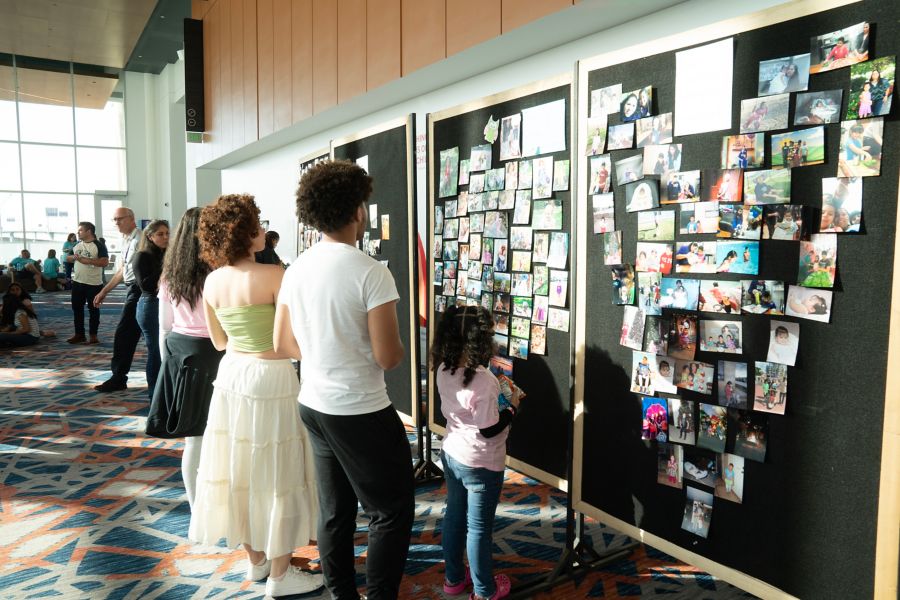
[615, 154, 644, 186]
[821, 177, 863, 233]
[715, 241, 759, 275]
[439, 147, 459, 198]
[588, 154, 612, 194]
[721, 133, 764, 169]
[547, 232, 569, 270]
[641, 397, 669, 442]
[592, 193, 615, 234]
[603, 231, 623, 265]
[771, 126, 825, 169]
[837, 118, 883, 177]
[798, 234, 837, 288]
[743, 169, 791, 205]
[762, 205, 809, 241]
[846, 55, 894, 118]
[637, 272, 662, 316]
[714, 453, 744, 504]
[585, 116, 608, 156]
[753, 361, 788, 415]
[635, 112, 673, 147]
[518, 160, 533, 190]
[500, 113, 522, 161]
[697, 403, 727, 453]
[767, 320, 800, 366]
[679, 202, 719, 235]
[674, 241, 716, 274]
[785, 285, 832, 323]
[625, 180, 660, 213]
[611, 264, 636, 305]
[717, 361, 748, 409]
[659, 278, 700, 311]
[674, 359, 714, 395]
[809, 22, 870, 74]
[718, 204, 763, 240]
[681, 486, 714, 538]
[662, 170, 700, 204]
[590, 83, 622, 116]
[757, 53, 810, 95]
[643, 315, 669, 356]
[667, 399, 695, 446]
[702, 168, 742, 203]
[698, 320, 741, 354]
[740, 280, 785, 315]
[469, 144, 492, 172]
[530, 324, 547, 355]
[698, 280, 742, 314]
[552, 160, 570, 191]
[637, 210, 675, 241]
[657, 443, 684, 488]
[794, 89, 843, 125]
[739, 94, 790, 133]
[533, 233, 549, 263]
[607, 122, 635, 150]
[667, 314, 698, 360]
[532, 156, 554, 199]
[620, 86, 652, 122]
[635, 242, 673, 274]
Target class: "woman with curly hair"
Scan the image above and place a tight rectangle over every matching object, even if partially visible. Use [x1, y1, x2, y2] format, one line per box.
[133, 219, 169, 399]
[275, 160, 414, 599]
[189, 195, 323, 598]
[145, 208, 223, 512]
[431, 305, 522, 600]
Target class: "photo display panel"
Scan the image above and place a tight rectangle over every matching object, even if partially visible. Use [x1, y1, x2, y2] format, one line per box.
[296, 150, 330, 257]
[575, 1, 898, 597]
[332, 116, 420, 420]
[428, 77, 574, 485]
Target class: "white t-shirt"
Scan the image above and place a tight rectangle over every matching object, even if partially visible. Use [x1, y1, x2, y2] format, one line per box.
[72, 240, 108, 286]
[278, 241, 400, 415]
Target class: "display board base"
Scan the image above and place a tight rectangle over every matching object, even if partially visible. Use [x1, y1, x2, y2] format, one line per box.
[413, 428, 444, 485]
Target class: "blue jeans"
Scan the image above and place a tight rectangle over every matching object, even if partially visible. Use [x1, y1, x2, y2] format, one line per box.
[136, 295, 160, 399]
[441, 450, 505, 598]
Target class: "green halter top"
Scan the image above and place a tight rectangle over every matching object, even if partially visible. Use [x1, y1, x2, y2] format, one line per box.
[214, 304, 276, 352]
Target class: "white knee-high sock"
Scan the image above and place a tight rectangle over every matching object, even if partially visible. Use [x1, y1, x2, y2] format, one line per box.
[182, 435, 203, 509]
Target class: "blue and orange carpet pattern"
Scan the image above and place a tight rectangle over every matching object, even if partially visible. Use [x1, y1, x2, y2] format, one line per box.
[0, 289, 755, 599]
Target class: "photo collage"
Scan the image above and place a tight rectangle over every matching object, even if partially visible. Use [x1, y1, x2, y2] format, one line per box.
[588, 19, 887, 538]
[435, 98, 571, 364]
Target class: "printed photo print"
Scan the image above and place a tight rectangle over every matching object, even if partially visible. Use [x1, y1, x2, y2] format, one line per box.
[741, 280, 786, 315]
[499, 189, 516, 210]
[549, 270, 568, 307]
[494, 333, 509, 356]
[632, 352, 677, 396]
[794, 89, 843, 125]
[459, 159, 471, 185]
[659, 277, 700, 311]
[592, 193, 615, 234]
[513, 192, 532, 225]
[607, 122, 635, 150]
[771, 126, 825, 169]
[625, 179, 660, 213]
[643, 315, 669, 356]
[702, 169, 743, 203]
[615, 154, 644, 186]
[740, 93, 790, 133]
[715, 240, 759, 275]
[699, 320, 742, 354]
[620, 305, 646, 351]
[532, 199, 563, 230]
[637, 272, 662, 316]
[511, 250, 531, 272]
[821, 177, 862, 233]
[518, 159, 533, 190]
[591, 83, 622, 117]
[758, 53, 810, 96]
[642, 397, 669, 442]
[484, 168, 506, 192]
[469, 144, 492, 172]
[585, 116, 608, 156]
[744, 169, 791, 205]
[662, 170, 701, 204]
[683, 447, 717, 490]
[611, 264, 636, 305]
[511, 273, 533, 297]
[658, 443, 684, 488]
[763, 205, 811, 241]
[532, 156, 554, 199]
[837, 117, 883, 177]
[483, 211, 509, 239]
[637, 210, 675, 241]
[533, 265, 549, 296]
[620, 86, 652, 122]
[667, 314, 698, 360]
[674, 241, 716, 274]
[721, 133, 764, 169]
[636, 112, 673, 147]
[603, 230, 623, 265]
[810, 22, 870, 74]
[588, 154, 612, 194]
[668, 399, 696, 446]
[731, 409, 768, 463]
[698, 403, 728, 453]
[679, 202, 719, 235]
[510, 337, 529, 360]
[553, 160, 570, 191]
[530, 323, 547, 355]
[500, 113, 522, 161]
[717, 361, 749, 409]
[785, 285, 832, 323]
[715, 453, 744, 504]
[533, 232, 550, 263]
[675, 359, 715, 395]
[532, 294, 549, 324]
[767, 319, 800, 366]
[547, 307, 569, 332]
[753, 361, 788, 415]
[643, 144, 683, 177]
[719, 204, 763, 240]
[798, 233, 837, 288]
[699, 280, 742, 314]
[439, 147, 459, 198]
[846, 55, 894, 118]
[547, 232, 569, 269]
[635, 242, 673, 274]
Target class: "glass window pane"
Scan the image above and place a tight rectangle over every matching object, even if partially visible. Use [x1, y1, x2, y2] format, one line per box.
[0, 192, 24, 264]
[75, 95, 125, 147]
[78, 194, 95, 225]
[22, 193, 78, 263]
[0, 142, 20, 190]
[77, 147, 127, 193]
[21, 144, 76, 192]
[0, 63, 17, 141]
[99, 198, 124, 251]
[16, 67, 74, 144]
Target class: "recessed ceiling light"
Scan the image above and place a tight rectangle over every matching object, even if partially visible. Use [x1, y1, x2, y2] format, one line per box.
[160, 15, 165, 18]
[138, 55, 143, 58]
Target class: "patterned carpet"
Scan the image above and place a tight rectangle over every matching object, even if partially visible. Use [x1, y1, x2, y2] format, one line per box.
[0, 288, 756, 599]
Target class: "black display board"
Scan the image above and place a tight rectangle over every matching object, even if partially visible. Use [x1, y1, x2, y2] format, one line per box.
[428, 76, 574, 486]
[332, 116, 420, 420]
[576, 2, 898, 597]
[296, 149, 330, 257]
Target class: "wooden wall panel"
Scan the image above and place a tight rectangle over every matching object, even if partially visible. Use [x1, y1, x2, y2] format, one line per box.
[257, 0, 275, 137]
[401, 0, 446, 76]
[273, 0, 293, 130]
[230, 0, 244, 150]
[501, 0, 572, 33]
[219, 0, 233, 153]
[447, 0, 500, 56]
[208, 0, 221, 158]
[291, 0, 313, 122]
[192, 0, 213, 20]
[312, 0, 338, 113]
[366, 0, 400, 90]
[337, 0, 366, 103]
[243, 0, 259, 144]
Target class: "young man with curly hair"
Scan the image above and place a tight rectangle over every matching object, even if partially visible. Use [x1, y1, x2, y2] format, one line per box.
[274, 160, 414, 600]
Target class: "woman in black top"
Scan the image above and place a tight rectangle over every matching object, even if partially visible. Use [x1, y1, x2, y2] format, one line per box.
[254, 230, 284, 267]
[133, 220, 169, 399]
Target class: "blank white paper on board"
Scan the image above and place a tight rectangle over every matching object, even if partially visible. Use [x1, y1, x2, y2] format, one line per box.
[675, 38, 734, 137]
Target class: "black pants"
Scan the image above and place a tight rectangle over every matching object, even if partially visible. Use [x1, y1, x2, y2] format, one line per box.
[300, 404, 415, 600]
[71, 282, 103, 335]
[108, 284, 143, 384]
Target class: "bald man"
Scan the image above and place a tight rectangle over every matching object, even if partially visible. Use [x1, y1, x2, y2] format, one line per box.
[93, 207, 143, 393]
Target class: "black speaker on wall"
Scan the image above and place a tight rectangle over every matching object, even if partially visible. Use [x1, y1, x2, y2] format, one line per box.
[184, 18, 205, 133]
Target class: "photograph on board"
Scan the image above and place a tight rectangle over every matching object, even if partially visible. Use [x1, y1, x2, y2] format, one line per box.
[740, 94, 790, 133]
[658, 443, 684, 488]
[675, 359, 714, 395]
[615, 154, 644, 186]
[771, 126, 825, 169]
[683, 447, 717, 489]
[821, 177, 862, 233]
[698, 280, 741, 314]
[591, 83, 622, 117]
[659, 277, 700, 311]
[698, 403, 727, 453]
[767, 320, 800, 367]
[730, 409, 768, 463]
[698, 320, 742, 354]
[717, 361, 748, 409]
[721, 133, 764, 169]
[439, 147, 459, 198]
[637, 272, 662, 316]
[588, 154, 612, 194]
[592, 193, 615, 234]
[500, 113, 522, 161]
[798, 234, 836, 288]
[674, 241, 716, 274]
[715, 453, 744, 504]
[715, 240, 759, 275]
[718, 204, 763, 240]
[607, 122, 635, 150]
[846, 55, 894, 118]
[681, 486, 714, 538]
[758, 53, 810, 95]
[741, 280, 786, 315]
[809, 22, 870, 73]
[668, 399, 695, 446]
[794, 89, 843, 125]
[585, 116, 608, 155]
[637, 210, 675, 241]
[785, 285, 832, 323]
[667, 313, 698, 360]
[662, 170, 700, 204]
[635, 242, 673, 274]
[702, 168, 743, 203]
[753, 361, 788, 415]
[635, 112, 673, 147]
[611, 264, 636, 305]
[625, 180, 660, 213]
[643, 315, 669, 356]
[744, 169, 791, 205]
[679, 202, 719, 235]
[620, 86, 652, 122]
[641, 396, 669, 441]
[603, 230, 623, 265]
[762, 205, 811, 241]
[837, 117, 883, 177]
[620, 305, 645, 350]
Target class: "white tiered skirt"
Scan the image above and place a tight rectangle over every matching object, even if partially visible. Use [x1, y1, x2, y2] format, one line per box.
[188, 354, 318, 558]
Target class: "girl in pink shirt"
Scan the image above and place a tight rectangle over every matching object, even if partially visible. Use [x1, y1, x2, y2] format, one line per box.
[432, 305, 523, 600]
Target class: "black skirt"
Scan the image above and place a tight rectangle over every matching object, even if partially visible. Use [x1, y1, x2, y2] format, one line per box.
[145, 332, 225, 438]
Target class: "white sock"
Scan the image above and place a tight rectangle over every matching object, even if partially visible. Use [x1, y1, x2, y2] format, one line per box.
[182, 435, 203, 509]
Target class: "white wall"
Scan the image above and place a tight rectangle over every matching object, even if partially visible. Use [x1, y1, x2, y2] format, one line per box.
[215, 0, 790, 260]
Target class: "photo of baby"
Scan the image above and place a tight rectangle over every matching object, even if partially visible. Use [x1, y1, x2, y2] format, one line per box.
[794, 89, 843, 125]
[766, 320, 800, 366]
[625, 180, 660, 213]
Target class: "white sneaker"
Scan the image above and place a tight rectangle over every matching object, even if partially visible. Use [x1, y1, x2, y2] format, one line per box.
[34, 288, 46, 294]
[265, 566, 325, 597]
[246, 557, 271, 581]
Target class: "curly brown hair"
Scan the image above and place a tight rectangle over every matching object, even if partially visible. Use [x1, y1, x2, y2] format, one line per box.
[430, 305, 495, 387]
[197, 194, 261, 268]
[295, 160, 372, 233]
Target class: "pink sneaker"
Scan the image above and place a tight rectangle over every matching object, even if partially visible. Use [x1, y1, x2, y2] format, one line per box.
[470, 574, 511, 600]
[443, 566, 471, 595]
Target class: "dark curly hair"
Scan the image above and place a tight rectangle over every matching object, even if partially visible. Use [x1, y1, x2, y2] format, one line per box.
[162, 208, 211, 309]
[198, 194, 261, 268]
[430, 305, 495, 387]
[295, 160, 372, 233]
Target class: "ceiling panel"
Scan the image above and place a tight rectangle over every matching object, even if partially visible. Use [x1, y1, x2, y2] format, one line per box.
[0, 64, 118, 109]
